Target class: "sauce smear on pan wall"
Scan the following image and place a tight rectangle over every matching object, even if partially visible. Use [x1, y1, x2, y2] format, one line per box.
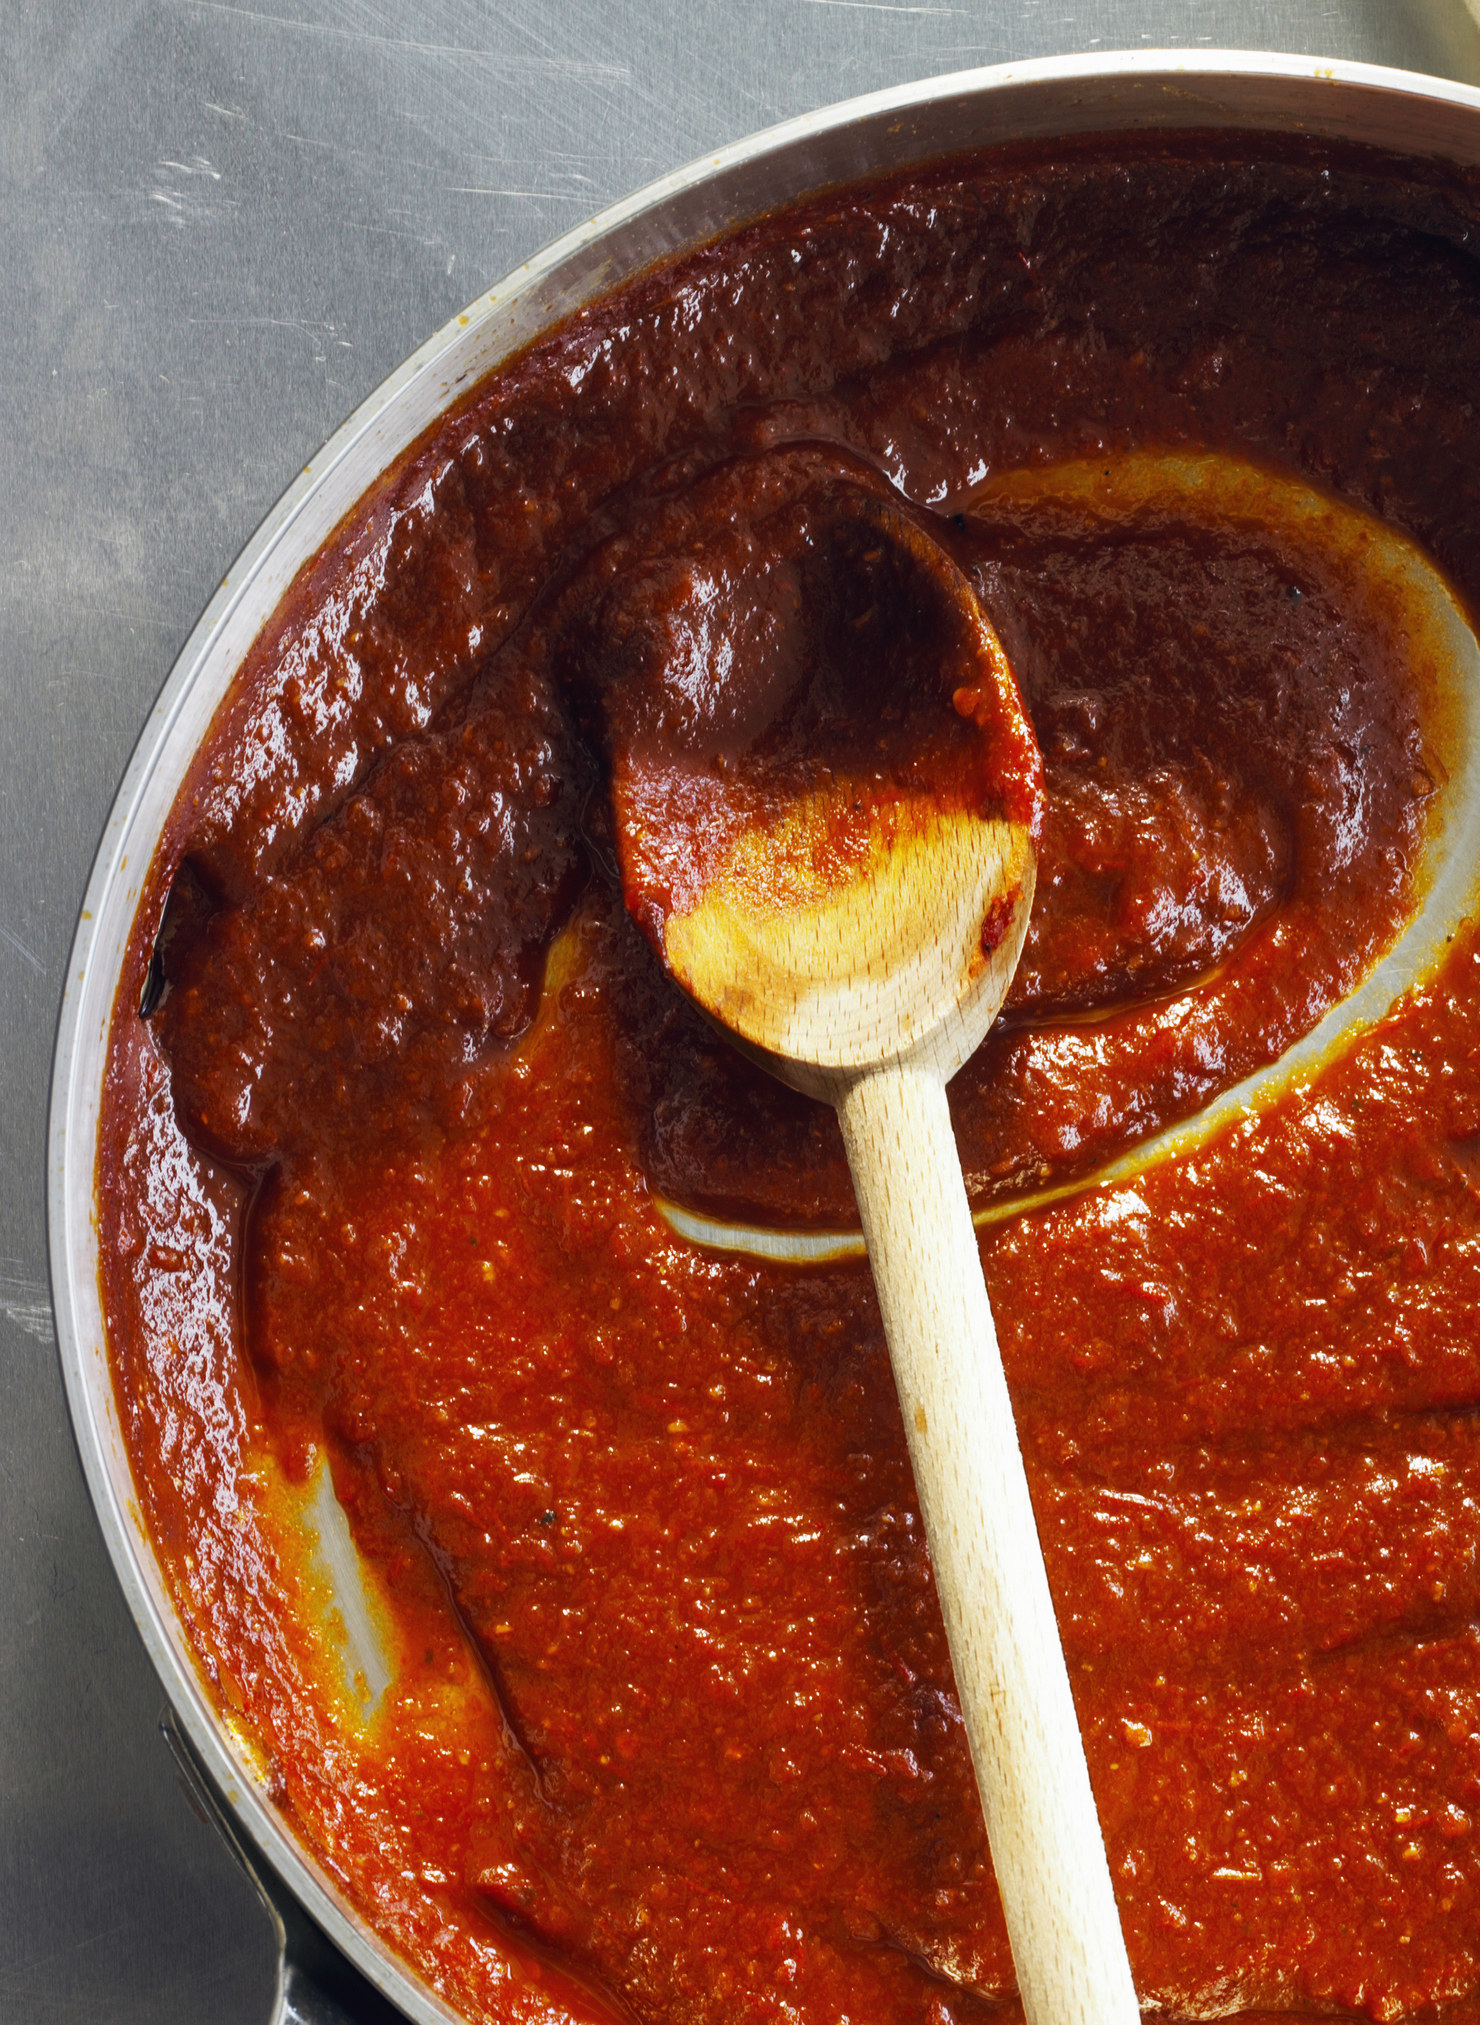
[100, 134, 1480, 2024]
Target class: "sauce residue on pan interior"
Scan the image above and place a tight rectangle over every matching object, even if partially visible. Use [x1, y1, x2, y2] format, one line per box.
[99, 134, 1480, 2024]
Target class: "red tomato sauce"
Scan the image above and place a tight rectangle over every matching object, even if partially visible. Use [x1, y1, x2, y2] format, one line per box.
[98, 134, 1480, 2023]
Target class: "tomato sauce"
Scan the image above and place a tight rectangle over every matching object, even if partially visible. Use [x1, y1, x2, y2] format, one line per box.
[98, 134, 1480, 2023]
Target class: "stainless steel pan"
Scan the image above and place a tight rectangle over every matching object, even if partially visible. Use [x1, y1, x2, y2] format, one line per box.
[48, 49, 1480, 2025]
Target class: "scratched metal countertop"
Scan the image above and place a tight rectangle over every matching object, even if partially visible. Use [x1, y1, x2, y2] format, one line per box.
[4, 3, 1479, 2019]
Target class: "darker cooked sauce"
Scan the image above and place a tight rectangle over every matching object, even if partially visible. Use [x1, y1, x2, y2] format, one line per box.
[98, 135, 1480, 2023]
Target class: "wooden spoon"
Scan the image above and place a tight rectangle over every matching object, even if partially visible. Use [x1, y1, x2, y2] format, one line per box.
[590, 463, 1140, 2025]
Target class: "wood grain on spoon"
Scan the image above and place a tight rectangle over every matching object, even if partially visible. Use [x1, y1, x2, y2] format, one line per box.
[585, 446, 1140, 2025]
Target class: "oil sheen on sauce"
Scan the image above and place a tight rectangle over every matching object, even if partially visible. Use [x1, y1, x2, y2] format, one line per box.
[99, 136, 1480, 2025]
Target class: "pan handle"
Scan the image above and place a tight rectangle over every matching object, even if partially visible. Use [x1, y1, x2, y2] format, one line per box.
[277, 1958, 362, 2025]
[160, 1708, 407, 2025]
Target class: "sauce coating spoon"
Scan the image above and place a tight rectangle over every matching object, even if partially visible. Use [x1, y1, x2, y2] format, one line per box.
[586, 453, 1140, 2025]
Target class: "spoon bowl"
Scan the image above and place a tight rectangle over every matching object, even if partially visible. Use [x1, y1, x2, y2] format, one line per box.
[640, 490, 1041, 1093]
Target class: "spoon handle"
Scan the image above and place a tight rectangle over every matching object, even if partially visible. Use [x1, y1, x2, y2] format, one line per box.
[836, 1061, 1139, 2025]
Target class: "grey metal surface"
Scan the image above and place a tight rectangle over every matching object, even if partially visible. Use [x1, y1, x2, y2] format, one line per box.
[5, 6, 1479, 2024]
